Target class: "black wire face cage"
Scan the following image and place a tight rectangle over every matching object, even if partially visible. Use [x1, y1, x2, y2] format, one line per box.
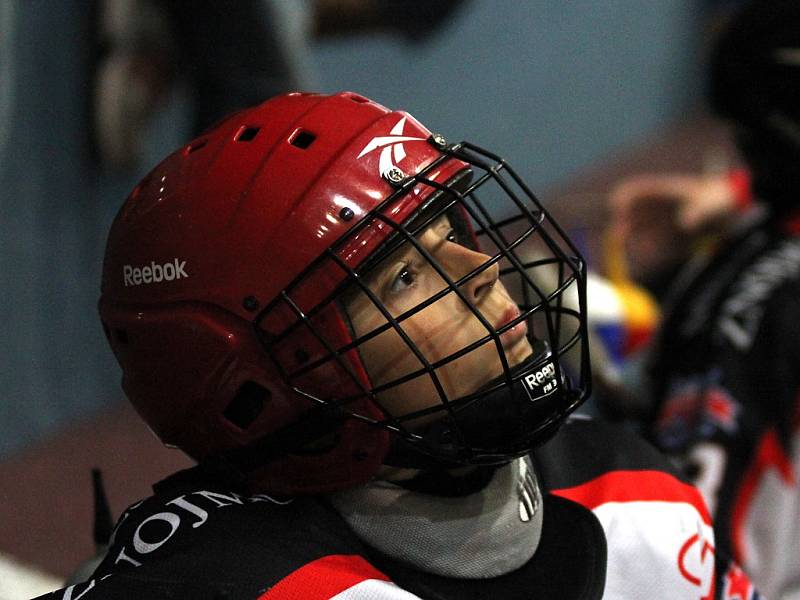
[254, 140, 590, 467]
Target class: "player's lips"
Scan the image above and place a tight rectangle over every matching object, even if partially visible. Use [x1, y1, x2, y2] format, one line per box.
[497, 306, 528, 348]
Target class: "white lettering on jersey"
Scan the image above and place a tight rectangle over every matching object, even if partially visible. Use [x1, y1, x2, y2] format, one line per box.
[59, 575, 113, 600]
[717, 238, 800, 350]
[132, 512, 181, 554]
[110, 489, 292, 573]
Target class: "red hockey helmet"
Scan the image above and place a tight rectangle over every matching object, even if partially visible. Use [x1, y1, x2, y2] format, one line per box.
[99, 92, 589, 494]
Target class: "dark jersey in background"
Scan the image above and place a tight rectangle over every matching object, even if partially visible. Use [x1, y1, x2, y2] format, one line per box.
[647, 214, 800, 598]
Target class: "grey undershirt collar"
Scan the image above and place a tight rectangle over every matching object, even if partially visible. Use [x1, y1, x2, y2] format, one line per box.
[329, 456, 543, 579]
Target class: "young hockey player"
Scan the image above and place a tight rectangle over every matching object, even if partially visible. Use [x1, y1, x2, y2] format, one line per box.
[37, 91, 755, 599]
[606, 1, 800, 597]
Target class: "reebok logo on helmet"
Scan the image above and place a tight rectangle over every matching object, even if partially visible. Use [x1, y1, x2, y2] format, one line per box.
[357, 115, 426, 177]
[123, 259, 188, 286]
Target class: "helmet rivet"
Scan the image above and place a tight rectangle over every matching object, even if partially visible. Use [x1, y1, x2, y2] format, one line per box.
[383, 167, 406, 185]
[242, 296, 259, 312]
[430, 133, 447, 148]
[353, 449, 369, 461]
[295, 349, 310, 364]
[339, 207, 355, 221]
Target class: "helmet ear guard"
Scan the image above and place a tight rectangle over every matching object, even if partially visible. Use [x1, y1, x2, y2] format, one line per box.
[100, 298, 390, 494]
[99, 299, 290, 454]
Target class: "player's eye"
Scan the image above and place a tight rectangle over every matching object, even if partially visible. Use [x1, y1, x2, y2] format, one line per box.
[445, 228, 457, 243]
[389, 264, 417, 294]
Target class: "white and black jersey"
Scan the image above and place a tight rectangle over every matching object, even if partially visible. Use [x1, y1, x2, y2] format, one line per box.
[34, 419, 757, 600]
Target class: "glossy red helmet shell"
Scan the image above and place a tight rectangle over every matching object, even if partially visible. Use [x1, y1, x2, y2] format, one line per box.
[99, 92, 468, 494]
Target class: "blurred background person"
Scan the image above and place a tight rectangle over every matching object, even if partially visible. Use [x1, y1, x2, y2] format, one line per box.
[91, 0, 466, 169]
[602, 2, 800, 597]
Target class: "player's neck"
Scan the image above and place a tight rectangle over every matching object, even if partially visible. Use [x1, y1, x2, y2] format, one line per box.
[378, 464, 497, 497]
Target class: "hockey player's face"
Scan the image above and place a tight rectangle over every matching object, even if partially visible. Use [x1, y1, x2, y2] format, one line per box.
[345, 215, 534, 425]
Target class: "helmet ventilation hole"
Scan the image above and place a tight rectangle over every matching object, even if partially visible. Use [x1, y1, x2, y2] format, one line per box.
[224, 381, 270, 430]
[236, 126, 260, 142]
[289, 130, 316, 149]
[347, 94, 369, 103]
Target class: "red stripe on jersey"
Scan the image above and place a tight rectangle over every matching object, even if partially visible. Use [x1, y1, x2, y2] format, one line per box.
[258, 554, 391, 600]
[552, 470, 712, 525]
[730, 427, 796, 564]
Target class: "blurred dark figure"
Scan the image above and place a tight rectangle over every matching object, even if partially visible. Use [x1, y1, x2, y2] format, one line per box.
[604, 2, 800, 596]
[91, 0, 466, 169]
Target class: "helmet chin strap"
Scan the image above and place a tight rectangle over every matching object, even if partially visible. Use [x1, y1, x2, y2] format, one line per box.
[383, 346, 573, 471]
